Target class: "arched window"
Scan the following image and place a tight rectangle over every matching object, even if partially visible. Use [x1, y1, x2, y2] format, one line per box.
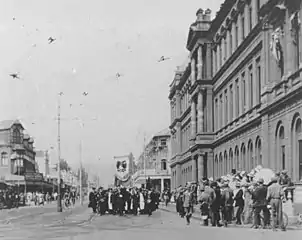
[161, 159, 167, 170]
[248, 140, 253, 171]
[276, 122, 285, 171]
[229, 149, 234, 171]
[241, 144, 246, 170]
[235, 146, 240, 170]
[1, 152, 8, 166]
[12, 129, 21, 144]
[291, 113, 302, 181]
[224, 151, 228, 175]
[255, 137, 262, 166]
[219, 153, 223, 177]
[214, 155, 218, 178]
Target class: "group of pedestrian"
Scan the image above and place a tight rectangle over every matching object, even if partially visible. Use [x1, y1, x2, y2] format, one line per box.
[88, 186, 160, 216]
[174, 166, 290, 231]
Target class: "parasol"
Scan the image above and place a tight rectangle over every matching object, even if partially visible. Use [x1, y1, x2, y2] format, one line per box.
[253, 168, 275, 184]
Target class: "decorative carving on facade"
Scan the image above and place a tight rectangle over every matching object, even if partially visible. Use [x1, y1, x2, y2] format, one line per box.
[270, 27, 284, 75]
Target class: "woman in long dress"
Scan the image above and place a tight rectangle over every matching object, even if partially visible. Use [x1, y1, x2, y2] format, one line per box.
[139, 189, 145, 214]
[107, 189, 113, 214]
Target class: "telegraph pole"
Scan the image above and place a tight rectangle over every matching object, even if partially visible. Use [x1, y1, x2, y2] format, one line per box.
[79, 140, 83, 206]
[57, 92, 63, 212]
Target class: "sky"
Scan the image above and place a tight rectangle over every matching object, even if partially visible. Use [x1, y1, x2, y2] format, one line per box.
[0, 0, 223, 186]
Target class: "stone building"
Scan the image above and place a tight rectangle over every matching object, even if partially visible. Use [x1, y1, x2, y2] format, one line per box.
[132, 129, 171, 191]
[169, 0, 302, 189]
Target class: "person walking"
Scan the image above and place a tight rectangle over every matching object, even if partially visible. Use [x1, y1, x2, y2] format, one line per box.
[267, 176, 286, 231]
[182, 186, 193, 225]
[233, 182, 244, 225]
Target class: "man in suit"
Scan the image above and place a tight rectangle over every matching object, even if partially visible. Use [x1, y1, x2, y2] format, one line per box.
[89, 187, 97, 213]
[252, 178, 269, 229]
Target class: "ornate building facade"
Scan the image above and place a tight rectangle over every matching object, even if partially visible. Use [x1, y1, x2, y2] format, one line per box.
[169, 0, 302, 189]
[132, 129, 171, 191]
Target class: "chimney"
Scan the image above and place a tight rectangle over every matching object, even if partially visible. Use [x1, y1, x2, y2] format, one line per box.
[196, 8, 204, 22]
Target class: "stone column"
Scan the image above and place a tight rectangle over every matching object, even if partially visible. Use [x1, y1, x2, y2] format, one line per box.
[161, 178, 164, 192]
[217, 45, 220, 70]
[221, 38, 225, 64]
[244, 5, 249, 37]
[197, 154, 204, 181]
[192, 157, 197, 182]
[191, 58, 196, 85]
[191, 100, 197, 139]
[238, 15, 243, 45]
[251, 0, 258, 28]
[213, 49, 216, 75]
[253, 59, 258, 107]
[206, 43, 212, 79]
[226, 30, 230, 60]
[206, 89, 213, 132]
[231, 23, 236, 53]
[261, 115, 270, 168]
[176, 91, 181, 118]
[197, 46, 203, 80]
[197, 89, 204, 133]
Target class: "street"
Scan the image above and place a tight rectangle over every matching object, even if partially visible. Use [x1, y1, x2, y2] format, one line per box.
[0, 207, 301, 240]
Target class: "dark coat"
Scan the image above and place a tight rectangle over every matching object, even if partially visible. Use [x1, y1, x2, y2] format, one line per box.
[234, 189, 244, 207]
[89, 191, 97, 208]
[252, 185, 267, 207]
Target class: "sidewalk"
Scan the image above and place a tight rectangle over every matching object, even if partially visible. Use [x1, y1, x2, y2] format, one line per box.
[159, 203, 302, 230]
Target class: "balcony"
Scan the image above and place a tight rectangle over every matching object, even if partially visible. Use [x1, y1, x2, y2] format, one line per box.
[132, 168, 171, 180]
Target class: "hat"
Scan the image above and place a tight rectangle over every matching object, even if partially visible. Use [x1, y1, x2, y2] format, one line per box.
[235, 182, 241, 187]
[271, 177, 278, 182]
[257, 178, 264, 184]
[281, 170, 288, 174]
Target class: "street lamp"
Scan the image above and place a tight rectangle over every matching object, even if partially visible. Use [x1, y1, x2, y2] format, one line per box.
[57, 92, 63, 212]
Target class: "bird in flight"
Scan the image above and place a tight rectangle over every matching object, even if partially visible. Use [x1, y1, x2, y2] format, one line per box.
[48, 37, 56, 44]
[9, 73, 20, 79]
[83, 92, 88, 96]
[116, 72, 124, 80]
[158, 56, 171, 62]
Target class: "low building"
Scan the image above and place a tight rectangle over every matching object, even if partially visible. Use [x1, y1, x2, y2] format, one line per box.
[0, 120, 36, 187]
[132, 129, 171, 191]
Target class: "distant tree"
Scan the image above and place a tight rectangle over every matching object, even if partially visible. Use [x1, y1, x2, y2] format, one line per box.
[60, 159, 71, 171]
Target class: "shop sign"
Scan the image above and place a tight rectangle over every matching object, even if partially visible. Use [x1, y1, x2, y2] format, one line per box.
[24, 172, 44, 182]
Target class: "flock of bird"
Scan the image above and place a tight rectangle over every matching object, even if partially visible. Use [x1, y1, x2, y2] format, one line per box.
[7, 14, 173, 127]
[8, 15, 172, 82]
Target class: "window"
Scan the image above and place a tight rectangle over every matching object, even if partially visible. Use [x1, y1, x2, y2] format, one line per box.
[230, 84, 233, 121]
[256, 59, 261, 104]
[224, 38, 227, 61]
[235, 24, 238, 47]
[241, 15, 245, 39]
[161, 159, 167, 170]
[220, 95, 223, 127]
[230, 31, 233, 54]
[256, 0, 260, 21]
[235, 79, 239, 117]
[219, 45, 222, 67]
[249, 6, 253, 31]
[249, 66, 253, 108]
[1, 152, 8, 166]
[225, 90, 228, 125]
[215, 99, 218, 130]
[12, 129, 21, 144]
[242, 73, 246, 110]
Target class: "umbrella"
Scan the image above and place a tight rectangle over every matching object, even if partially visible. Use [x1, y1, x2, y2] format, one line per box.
[253, 168, 275, 184]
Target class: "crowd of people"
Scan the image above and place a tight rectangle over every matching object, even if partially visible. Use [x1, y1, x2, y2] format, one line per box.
[173, 165, 293, 231]
[88, 186, 162, 216]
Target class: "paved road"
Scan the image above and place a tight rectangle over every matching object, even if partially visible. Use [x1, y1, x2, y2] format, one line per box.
[0, 206, 301, 240]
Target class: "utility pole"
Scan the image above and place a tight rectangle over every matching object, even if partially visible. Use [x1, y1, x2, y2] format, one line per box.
[57, 92, 63, 212]
[143, 134, 147, 187]
[79, 140, 83, 206]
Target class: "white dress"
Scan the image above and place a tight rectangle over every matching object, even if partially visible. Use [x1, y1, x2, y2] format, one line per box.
[139, 193, 145, 210]
[108, 192, 113, 210]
